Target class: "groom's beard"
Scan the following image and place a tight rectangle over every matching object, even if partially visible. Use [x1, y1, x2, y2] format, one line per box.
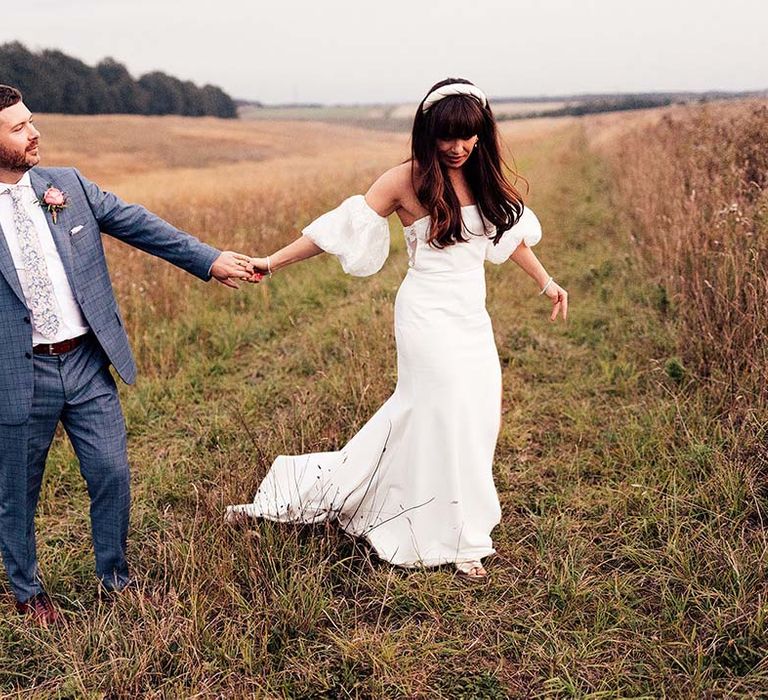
[0, 141, 38, 172]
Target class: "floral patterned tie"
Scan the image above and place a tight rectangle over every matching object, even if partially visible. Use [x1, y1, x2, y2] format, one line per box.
[7, 187, 61, 338]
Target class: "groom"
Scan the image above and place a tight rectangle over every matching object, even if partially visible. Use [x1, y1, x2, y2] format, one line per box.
[0, 85, 256, 624]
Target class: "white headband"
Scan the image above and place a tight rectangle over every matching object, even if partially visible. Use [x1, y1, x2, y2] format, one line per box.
[421, 83, 488, 112]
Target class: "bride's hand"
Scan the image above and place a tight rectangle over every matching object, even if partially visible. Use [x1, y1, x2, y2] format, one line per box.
[246, 256, 271, 281]
[544, 282, 568, 322]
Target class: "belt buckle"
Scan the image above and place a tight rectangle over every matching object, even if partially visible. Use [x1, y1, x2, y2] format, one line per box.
[33, 333, 87, 356]
[34, 341, 62, 356]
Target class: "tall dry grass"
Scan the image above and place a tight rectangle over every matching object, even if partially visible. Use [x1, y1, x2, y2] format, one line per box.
[609, 103, 768, 413]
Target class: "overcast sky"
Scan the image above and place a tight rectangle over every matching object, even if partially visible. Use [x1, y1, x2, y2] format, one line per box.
[3, 0, 766, 104]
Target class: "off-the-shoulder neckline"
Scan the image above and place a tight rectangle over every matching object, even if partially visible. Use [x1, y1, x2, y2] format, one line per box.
[402, 204, 478, 230]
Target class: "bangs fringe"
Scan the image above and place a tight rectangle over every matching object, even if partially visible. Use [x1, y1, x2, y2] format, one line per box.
[430, 96, 486, 139]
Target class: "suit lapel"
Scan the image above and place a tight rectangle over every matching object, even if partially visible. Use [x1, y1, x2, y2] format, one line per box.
[29, 169, 76, 282]
[0, 215, 25, 304]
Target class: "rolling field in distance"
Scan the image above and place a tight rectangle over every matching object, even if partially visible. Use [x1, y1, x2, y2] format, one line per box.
[1, 104, 766, 698]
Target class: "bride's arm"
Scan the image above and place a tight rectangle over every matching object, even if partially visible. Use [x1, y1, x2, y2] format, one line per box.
[509, 244, 569, 322]
[251, 235, 323, 274]
[249, 168, 403, 276]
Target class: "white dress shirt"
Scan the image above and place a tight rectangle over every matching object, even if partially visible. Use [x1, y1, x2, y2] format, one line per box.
[0, 172, 89, 344]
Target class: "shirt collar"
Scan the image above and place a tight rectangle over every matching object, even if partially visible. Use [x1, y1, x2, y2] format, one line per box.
[0, 171, 32, 195]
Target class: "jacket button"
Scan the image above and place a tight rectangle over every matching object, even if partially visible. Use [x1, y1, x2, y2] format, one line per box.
[23, 317, 30, 324]
[25, 352, 32, 359]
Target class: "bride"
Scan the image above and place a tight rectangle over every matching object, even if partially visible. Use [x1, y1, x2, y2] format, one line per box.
[226, 78, 568, 579]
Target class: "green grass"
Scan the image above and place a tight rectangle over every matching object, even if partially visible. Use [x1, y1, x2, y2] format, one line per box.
[1, 123, 766, 698]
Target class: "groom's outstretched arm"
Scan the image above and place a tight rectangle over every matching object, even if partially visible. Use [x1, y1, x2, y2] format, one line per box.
[73, 169, 253, 286]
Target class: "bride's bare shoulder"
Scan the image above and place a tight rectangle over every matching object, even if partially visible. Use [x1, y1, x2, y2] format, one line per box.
[376, 162, 416, 195]
[366, 161, 418, 216]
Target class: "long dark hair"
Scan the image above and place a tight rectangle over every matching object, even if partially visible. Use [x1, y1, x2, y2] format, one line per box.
[411, 78, 526, 247]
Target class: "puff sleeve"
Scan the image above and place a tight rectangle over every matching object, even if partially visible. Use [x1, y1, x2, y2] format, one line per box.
[302, 195, 390, 276]
[485, 206, 542, 264]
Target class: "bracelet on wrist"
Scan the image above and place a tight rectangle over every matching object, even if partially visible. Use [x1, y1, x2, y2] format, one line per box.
[539, 276, 554, 295]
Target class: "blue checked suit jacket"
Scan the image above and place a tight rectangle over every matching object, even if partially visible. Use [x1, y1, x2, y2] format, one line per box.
[0, 167, 221, 425]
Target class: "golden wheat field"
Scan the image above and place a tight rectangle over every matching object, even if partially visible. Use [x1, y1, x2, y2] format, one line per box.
[1, 103, 766, 698]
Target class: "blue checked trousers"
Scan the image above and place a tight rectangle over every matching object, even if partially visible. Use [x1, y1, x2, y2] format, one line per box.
[0, 336, 131, 602]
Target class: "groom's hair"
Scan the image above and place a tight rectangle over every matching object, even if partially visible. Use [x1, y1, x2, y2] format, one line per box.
[0, 85, 22, 112]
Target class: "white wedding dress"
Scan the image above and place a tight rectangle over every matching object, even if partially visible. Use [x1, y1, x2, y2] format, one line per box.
[227, 196, 541, 567]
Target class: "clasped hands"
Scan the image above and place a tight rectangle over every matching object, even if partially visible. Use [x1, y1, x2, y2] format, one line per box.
[210, 252, 270, 289]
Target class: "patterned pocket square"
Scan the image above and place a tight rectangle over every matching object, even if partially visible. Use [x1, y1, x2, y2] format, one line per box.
[70, 225, 85, 235]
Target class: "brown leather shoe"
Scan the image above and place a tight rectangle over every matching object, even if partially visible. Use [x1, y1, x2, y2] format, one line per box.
[15, 592, 60, 626]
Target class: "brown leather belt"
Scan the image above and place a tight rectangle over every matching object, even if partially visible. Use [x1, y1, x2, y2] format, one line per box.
[33, 333, 90, 356]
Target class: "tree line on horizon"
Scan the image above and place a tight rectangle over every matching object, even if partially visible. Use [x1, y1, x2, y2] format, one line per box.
[0, 42, 237, 118]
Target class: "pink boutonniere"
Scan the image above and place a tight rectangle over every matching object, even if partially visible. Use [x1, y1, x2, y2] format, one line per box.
[37, 185, 69, 224]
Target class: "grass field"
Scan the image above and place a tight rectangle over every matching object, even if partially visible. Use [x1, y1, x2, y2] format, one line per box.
[0, 107, 766, 698]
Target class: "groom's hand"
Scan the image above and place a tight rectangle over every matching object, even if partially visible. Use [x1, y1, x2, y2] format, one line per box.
[210, 251, 261, 289]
